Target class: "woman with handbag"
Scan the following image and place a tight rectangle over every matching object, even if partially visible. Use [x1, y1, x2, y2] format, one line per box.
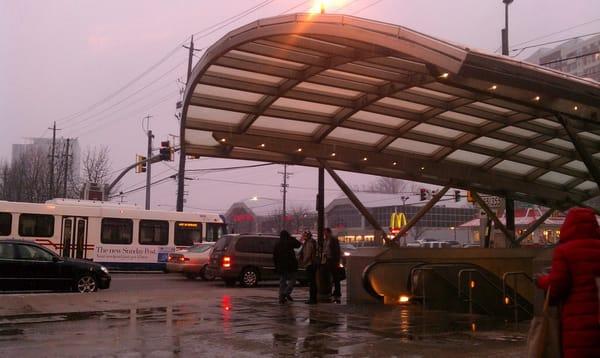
[535, 207, 600, 358]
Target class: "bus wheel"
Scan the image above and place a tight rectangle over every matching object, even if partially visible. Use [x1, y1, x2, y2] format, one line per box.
[75, 275, 97, 293]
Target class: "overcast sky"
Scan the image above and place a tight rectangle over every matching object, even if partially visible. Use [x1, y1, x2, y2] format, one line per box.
[1, 0, 599, 213]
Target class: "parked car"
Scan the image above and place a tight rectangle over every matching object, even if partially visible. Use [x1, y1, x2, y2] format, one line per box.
[208, 234, 306, 287]
[463, 243, 481, 248]
[0, 239, 111, 293]
[165, 242, 215, 280]
[445, 240, 462, 248]
[421, 241, 450, 248]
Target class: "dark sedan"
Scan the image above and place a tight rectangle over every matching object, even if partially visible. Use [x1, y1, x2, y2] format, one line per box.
[0, 240, 111, 293]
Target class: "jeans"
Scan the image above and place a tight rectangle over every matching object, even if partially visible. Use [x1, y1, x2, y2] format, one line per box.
[306, 265, 317, 302]
[279, 271, 296, 298]
[327, 262, 341, 299]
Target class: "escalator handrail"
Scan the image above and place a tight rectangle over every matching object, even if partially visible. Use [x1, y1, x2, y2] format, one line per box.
[361, 259, 426, 302]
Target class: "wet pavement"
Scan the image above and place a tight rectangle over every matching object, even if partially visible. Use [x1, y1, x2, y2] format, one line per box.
[0, 275, 528, 357]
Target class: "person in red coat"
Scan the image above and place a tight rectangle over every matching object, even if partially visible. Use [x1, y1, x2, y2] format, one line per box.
[536, 207, 600, 358]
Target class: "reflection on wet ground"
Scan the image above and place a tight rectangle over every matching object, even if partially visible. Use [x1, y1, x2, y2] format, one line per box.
[0, 295, 527, 357]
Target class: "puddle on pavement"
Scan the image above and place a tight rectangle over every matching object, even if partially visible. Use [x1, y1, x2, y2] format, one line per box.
[0, 295, 527, 354]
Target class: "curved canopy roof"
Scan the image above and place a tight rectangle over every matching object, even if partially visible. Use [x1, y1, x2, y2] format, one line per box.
[182, 13, 600, 210]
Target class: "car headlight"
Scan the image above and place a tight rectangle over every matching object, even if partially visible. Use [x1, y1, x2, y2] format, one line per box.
[100, 266, 109, 274]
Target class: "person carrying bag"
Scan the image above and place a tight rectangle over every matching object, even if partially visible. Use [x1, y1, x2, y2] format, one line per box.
[527, 286, 560, 358]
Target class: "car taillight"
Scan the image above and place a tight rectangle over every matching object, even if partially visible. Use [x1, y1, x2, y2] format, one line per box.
[179, 256, 190, 262]
[222, 256, 231, 269]
[168, 255, 173, 262]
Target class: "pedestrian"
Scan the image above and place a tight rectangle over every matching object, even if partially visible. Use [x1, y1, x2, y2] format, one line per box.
[273, 230, 301, 304]
[298, 231, 318, 304]
[535, 207, 600, 358]
[323, 228, 342, 303]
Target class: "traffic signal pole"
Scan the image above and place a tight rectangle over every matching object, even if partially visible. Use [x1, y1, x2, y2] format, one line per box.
[145, 129, 153, 210]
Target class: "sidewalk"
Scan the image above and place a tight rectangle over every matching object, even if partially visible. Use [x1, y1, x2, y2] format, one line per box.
[0, 287, 527, 357]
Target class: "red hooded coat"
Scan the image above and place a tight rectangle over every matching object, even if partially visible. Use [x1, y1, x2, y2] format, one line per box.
[537, 207, 600, 358]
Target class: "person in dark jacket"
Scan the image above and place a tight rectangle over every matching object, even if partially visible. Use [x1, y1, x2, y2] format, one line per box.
[298, 231, 318, 304]
[273, 230, 301, 304]
[536, 207, 600, 358]
[323, 228, 342, 303]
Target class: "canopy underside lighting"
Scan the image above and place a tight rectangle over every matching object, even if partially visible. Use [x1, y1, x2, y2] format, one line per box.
[182, 13, 600, 210]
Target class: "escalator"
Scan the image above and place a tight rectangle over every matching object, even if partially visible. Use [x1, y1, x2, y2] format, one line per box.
[363, 261, 533, 321]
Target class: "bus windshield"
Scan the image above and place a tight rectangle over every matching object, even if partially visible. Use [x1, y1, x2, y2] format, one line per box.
[206, 223, 227, 242]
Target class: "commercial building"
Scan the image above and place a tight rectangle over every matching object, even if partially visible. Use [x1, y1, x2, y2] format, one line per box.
[11, 137, 81, 180]
[325, 192, 478, 246]
[525, 33, 600, 82]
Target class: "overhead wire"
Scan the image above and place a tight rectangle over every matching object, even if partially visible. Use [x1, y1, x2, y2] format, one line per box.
[62, 60, 186, 134]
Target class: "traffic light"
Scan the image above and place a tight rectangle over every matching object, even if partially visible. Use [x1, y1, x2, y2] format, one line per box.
[420, 188, 427, 201]
[159, 141, 173, 161]
[454, 190, 461, 202]
[135, 155, 147, 173]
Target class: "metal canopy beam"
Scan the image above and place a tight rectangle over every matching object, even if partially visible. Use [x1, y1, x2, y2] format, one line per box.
[472, 192, 516, 246]
[515, 208, 556, 244]
[319, 159, 390, 245]
[394, 186, 450, 239]
[556, 114, 600, 191]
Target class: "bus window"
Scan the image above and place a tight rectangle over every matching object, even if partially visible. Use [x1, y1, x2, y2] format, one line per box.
[175, 221, 201, 246]
[206, 223, 227, 242]
[0, 213, 11, 236]
[139, 220, 169, 245]
[101, 218, 133, 245]
[18, 214, 54, 237]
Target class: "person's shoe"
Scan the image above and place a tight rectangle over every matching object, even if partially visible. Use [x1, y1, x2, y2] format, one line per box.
[333, 297, 341, 304]
[304, 300, 317, 305]
[279, 296, 287, 304]
[285, 294, 294, 302]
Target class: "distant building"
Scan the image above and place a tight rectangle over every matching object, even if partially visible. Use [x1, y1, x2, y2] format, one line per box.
[525, 34, 600, 82]
[224, 198, 316, 235]
[11, 137, 81, 181]
[325, 192, 478, 246]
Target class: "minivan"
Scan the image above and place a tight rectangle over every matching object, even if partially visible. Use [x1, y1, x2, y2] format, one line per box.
[208, 234, 306, 287]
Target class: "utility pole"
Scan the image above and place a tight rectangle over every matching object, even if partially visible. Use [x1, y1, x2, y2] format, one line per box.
[501, 0, 516, 244]
[177, 35, 194, 212]
[279, 164, 292, 230]
[501, 0, 514, 55]
[63, 138, 70, 198]
[48, 121, 60, 199]
[144, 115, 153, 210]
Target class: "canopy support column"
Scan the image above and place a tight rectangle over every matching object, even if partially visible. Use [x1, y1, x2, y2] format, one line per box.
[319, 160, 389, 245]
[556, 114, 600, 191]
[472, 192, 516, 246]
[515, 208, 556, 244]
[394, 186, 450, 240]
[317, 166, 325, 245]
[505, 198, 515, 244]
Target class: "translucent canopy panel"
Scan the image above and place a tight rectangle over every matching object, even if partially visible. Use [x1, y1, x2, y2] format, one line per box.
[182, 13, 600, 210]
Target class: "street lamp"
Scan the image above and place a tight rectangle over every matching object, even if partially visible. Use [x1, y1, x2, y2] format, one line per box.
[501, 0, 514, 56]
[250, 196, 285, 231]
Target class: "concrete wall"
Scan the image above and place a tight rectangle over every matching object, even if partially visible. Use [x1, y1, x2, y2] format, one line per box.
[346, 247, 553, 307]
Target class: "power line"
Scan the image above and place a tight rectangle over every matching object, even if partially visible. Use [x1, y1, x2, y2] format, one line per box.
[350, 0, 385, 14]
[540, 50, 600, 66]
[186, 163, 275, 173]
[511, 17, 600, 48]
[56, 40, 189, 126]
[71, 90, 179, 138]
[62, 61, 186, 133]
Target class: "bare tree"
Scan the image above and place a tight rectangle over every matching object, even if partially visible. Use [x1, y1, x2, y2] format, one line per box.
[0, 146, 50, 203]
[288, 206, 316, 234]
[410, 225, 427, 241]
[363, 177, 415, 194]
[81, 146, 112, 185]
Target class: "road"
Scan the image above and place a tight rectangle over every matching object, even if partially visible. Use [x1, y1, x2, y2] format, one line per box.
[0, 273, 527, 357]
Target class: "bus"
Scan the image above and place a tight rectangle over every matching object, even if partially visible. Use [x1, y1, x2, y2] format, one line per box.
[0, 199, 227, 270]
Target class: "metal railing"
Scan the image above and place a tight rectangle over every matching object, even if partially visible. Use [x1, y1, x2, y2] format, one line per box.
[502, 271, 534, 322]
